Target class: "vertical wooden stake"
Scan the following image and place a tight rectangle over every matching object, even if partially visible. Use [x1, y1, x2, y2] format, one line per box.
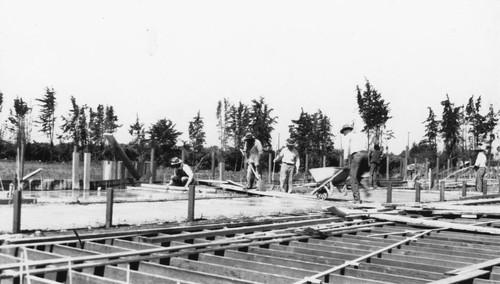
[435, 156, 440, 190]
[439, 181, 445, 202]
[386, 149, 389, 180]
[72, 149, 80, 190]
[483, 180, 488, 195]
[415, 182, 421, 203]
[462, 181, 467, 197]
[305, 152, 309, 183]
[268, 153, 272, 183]
[13, 190, 22, 233]
[181, 148, 185, 163]
[323, 155, 326, 168]
[211, 151, 215, 179]
[386, 182, 392, 203]
[187, 185, 195, 222]
[105, 188, 114, 229]
[150, 147, 156, 184]
[83, 153, 91, 190]
[424, 158, 428, 180]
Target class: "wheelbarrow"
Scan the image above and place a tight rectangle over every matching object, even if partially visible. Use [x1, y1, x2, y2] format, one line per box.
[309, 167, 350, 200]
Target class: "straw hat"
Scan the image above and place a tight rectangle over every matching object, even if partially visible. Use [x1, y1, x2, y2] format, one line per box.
[340, 124, 353, 134]
[244, 132, 255, 140]
[170, 157, 182, 166]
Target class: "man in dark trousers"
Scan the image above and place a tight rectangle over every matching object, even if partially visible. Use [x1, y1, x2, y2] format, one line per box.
[243, 132, 263, 189]
[168, 157, 195, 188]
[369, 143, 383, 189]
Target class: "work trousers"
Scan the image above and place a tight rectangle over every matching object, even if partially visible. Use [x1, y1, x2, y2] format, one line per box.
[350, 151, 370, 201]
[246, 163, 261, 189]
[370, 163, 380, 188]
[279, 163, 295, 193]
[475, 167, 486, 192]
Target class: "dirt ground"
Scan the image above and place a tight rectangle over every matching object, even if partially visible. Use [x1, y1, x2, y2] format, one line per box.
[0, 186, 490, 235]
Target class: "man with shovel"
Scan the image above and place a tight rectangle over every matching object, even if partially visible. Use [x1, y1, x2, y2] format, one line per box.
[243, 132, 263, 189]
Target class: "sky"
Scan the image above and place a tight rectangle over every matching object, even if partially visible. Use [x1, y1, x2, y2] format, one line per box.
[1, 0, 499, 154]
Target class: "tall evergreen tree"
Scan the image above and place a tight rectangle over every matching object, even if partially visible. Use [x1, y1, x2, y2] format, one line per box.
[36, 87, 57, 147]
[188, 111, 206, 154]
[59, 96, 80, 146]
[440, 94, 462, 159]
[423, 107, 440, 149]
[249, 97, 277, 147]
[129, 114, 145, 144]
[77, 106, 89, 150]
[356, 79, 391, 144]
[216, 98, 231, 150]
[104, 105, 120, 133]
[228, 102, 251, 149]
[89, 104, 105, 148]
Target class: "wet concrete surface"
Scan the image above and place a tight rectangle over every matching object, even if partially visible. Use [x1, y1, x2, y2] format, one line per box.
[0, 186, 490, 233]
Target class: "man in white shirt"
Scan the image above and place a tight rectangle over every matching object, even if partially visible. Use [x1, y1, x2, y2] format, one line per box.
[341, 124, 370, 203]
[243, 132, 263, 189]
[474, 145, 487, 192]
[168, 157, 195, 188]
[274, 139, 300, 193]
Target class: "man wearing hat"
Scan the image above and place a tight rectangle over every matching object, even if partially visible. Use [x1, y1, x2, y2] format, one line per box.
[340, 124, 370, 203]
[473, 144, 487, 192]
[274, 139, 300, 193]
[168, 157, 195, 188]
[243, 132, 263, 189]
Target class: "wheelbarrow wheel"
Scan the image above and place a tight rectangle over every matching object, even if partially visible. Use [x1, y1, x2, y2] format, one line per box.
[316, 192, 328, 200]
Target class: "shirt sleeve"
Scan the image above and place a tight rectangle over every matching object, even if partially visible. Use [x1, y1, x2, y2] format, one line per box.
[183, 164, 194, 177]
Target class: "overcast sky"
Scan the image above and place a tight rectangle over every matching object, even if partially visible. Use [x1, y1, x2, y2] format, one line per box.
[1, 0, 499, 153]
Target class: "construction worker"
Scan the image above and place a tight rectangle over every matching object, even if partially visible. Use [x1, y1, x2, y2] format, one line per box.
[473, 145, 487, 192]
[369, 143, 383, 189]
[243, 132, 263, 189]
[168, 157, 195, 188]
[340, 124, 371, 203]
[274, 139, 300, 193]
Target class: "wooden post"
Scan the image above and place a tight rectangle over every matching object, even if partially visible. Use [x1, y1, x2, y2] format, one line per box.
[268, 153, 272, 183]
[440, 181, 445, 201]
[386, 150, 389, 180]
[323, 155, 326, 168]
[83, 153, 91, 190]
[415, 181, 421, 203]
[447, 159, 451, 177]
[12, 190, 22, 233]
[435, 156, 440, 190]
[118, 161, 125, 188]
[105, 188, 114, 229]
[483, 180, 488, 195]
[462, 181, 467, 197]
[72, 148, 80, 190]
[219, 162, 225, 180]
[211, 151, 215, 179]
[181, 148, 185, 163]
[424, 158, 428, 181]
[187, 185, 195, 221]
[150, 147, 156, 184]
[305, 152, 309, 182]
[386, 182, 392, 203]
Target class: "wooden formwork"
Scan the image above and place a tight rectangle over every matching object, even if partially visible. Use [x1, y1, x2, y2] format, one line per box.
[2, 213, 500, 284]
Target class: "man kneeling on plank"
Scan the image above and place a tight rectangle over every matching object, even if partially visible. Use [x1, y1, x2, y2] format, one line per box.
[169, 157, 195, 188]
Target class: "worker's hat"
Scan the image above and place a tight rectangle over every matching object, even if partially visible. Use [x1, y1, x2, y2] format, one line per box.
[170, 157, 182, 166]
[286, 139, 296, 146]
[244, 132, 255, 140]
[340, 124, 353, 134]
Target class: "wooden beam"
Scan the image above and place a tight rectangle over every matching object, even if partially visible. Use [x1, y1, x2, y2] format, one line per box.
[103, 134, 141, 180]
[370, 213, 500, 235]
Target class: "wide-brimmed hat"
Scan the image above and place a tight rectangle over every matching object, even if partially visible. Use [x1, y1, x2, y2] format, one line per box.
[244, 132, 255, 140]
[340, 124, 353, 134]
[286, 139, 296, 146]
[474, 145, 486, 151]
[170, 157, 182, 166]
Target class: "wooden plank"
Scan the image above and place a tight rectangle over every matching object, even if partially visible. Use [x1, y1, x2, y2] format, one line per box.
[343, 267, 429, 284]
[24, 275, 60, 284]
[138, 261, 259, 284]
[70, 271, 129, 284]
[428, 269, 490, 284]
[370, 213, 500, 235]
[104, 265, 197, 284]
[170, 257, 300, 284]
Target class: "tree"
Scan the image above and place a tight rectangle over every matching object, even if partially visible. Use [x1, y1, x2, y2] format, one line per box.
[7, 97, 31, 181]
[188, 111, 206, 154]
[465, 95, 499, 148]
[249, 97, 278, 147]
[228, 102, 251, 149]
[89, 104, 105, 148]
[77, 105, 89, 150]
[356, 79, 391, 144]
[104, 105, 120, 133]
[148, 118, 182, 166]
[423, 107, 440, 149]
[129, 114, 145, 144]
[36, 87, 57, 147]
[216, 98, 231, 150]
[59, 96, 80, 146]
[440, 94, 462, 160]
